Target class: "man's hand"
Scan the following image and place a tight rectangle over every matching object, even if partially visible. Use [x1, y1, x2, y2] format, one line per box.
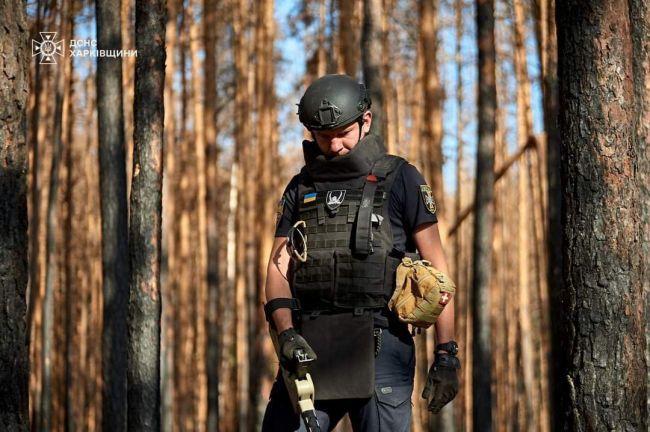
[422, 353, 460, 413]
[277, 328, 317, 376]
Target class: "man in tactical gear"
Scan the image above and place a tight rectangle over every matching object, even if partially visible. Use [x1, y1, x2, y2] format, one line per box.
[262, 74, 459, 431]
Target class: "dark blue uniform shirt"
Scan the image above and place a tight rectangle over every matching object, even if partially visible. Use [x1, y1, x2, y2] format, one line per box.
[275, 163, 438, 252]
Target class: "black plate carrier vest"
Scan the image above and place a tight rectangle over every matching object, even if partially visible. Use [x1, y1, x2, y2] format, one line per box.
[291, 135, 407, 313]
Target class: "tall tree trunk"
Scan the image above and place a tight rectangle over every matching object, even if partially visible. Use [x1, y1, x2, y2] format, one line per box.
[161, 0, 179, 430]
[529, 4, 559, 426]
[40, 1, 70, 428]
[337, 0, 358, 75]
[361, 0, 385, 137]
[122, 0, 136, 202]
[316, 0, 326, 77]
[62, 4, 76, 430]
[452, 0, 465, 428]
[187, 0, 209, 427]
[556, 1, 648, 430]
[629, 2, 650, 429]
[512, 0, 538, 428]
[233, 0, 252, 429]
[472, 0, 496, 429]
[128, 0, 166, 430]
[96, 0, 129, 430]
[419, 0, 444, 214]
[531, 9, 563, 404]
[0, 0, 29, 429]
[27, 0, 44, 339]
[203, 0, 221, 428]
[253, 0, 277, 427]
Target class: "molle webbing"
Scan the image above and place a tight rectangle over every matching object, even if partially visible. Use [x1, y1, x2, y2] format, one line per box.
[292, 155, 407, 312]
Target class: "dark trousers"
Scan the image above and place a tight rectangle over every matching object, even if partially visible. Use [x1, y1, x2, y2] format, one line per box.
[262, 324, 415, 432]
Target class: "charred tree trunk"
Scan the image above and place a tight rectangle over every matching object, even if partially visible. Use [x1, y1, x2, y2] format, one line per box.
[0, 1, 29, 429]
[96, 0, 129, 430]
[361, 0, 385, 137]
[472, 0, 496, 429]
[203, 0, 221, 428]
[556, 1, 648, 430]
[127, 0, 166, 430]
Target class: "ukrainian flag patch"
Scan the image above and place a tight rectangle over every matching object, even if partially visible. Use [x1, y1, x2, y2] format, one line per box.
[303, 192, 317, 203]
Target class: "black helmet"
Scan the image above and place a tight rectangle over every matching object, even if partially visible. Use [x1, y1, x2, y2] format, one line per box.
[297, 74, 371, 131]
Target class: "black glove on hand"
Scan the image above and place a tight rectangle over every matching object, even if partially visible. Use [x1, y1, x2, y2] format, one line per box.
[422, 353, 460, 413]
[277, 328, 317, 377]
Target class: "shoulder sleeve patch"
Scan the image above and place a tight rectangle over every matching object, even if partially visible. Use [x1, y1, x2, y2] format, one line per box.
[419, 185, 437, 214]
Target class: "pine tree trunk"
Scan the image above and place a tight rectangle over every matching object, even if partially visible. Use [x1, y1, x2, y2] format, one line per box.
[532, 8, 563, 399]
[556, 1, 648, 429]
[472, 0, 496, 429]
[452, 0, 465, 428]
[233, 0, 252, 428]
[128, 0, 166, 430]
[187, 0, 209, 427]
[337, 0, 359, 76]
[161, 1, 179, 430]
[27, 1, 44, 338]
[96, 0, 129, 430]
[512, 0, 538, 427]
[203, 0, 221, 428]
[628, 3, 650, 429]
[0, 1, 29, 429]
[419, 0, 444, 214]
[361, 0, 385, 137]
[40, 2, 70, 428]
[61, 4, 76, 430]
[381, 0, 395, 154]
[122, 0, 136, 202]
[253, 1, 277, 427]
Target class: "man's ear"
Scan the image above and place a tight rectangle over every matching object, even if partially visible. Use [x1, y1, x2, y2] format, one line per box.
[363, 111, 373, 133]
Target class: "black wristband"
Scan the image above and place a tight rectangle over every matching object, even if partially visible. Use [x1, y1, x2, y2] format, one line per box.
[435, 340, 459, 356]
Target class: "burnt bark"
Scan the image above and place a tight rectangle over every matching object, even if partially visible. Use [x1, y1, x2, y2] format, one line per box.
[472, 0, 496, 429]
[128, 0, 166, 430]
[556, 1, 648, 430]
[203, 0, 221, 429]
[96, 0, 129, 430]
[0, 1, 29, 431]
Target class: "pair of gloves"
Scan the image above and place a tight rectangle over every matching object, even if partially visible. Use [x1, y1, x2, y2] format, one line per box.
[277, 328, 460, 413]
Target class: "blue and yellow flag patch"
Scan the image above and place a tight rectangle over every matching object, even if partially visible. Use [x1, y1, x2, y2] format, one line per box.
[303, 192, 317, 203]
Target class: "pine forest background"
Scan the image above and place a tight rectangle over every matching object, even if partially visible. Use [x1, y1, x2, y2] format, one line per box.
[2, 0, 647, 431]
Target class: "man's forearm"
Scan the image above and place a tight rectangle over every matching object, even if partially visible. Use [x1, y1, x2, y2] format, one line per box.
[435, 298, 455, 346]
[266, 278, 295, 332]
[271, 308, 294, 333]
[265, 237, 296, 332]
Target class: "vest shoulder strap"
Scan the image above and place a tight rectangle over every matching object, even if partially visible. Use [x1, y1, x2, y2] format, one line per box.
[373, 154, 407, 193]
[353, 155, 407, 255]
